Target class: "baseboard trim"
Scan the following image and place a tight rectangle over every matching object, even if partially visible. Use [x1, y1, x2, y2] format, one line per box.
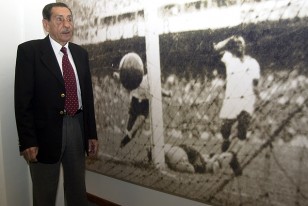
[87, 193, 121, 206]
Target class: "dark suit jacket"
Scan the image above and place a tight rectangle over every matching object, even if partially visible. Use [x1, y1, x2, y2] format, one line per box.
[15, 36, 97, 163]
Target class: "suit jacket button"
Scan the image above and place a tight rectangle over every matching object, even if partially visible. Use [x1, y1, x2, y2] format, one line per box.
[61, 93, 65, 98]
[60, 111, 64, 115]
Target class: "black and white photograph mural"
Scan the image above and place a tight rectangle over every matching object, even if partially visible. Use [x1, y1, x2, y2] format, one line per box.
[60, 0, 307, 205]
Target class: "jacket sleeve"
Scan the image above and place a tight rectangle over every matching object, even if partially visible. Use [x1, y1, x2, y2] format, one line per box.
[14, 44, 38, 152]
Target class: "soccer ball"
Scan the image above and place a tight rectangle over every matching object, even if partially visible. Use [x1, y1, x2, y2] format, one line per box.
[119, 52, 144, 90]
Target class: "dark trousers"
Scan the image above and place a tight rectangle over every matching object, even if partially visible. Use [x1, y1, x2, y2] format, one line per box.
[127, 97, 149, 131]
[221, 111, 252, 141]
[29, 112, 88, 206]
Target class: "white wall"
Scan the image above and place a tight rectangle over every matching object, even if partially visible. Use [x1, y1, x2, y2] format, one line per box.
[0, 1, 208, 205]
[0, 1, 31, 205]
[0, 1, 54, 206]
[0, 0, 25, 205]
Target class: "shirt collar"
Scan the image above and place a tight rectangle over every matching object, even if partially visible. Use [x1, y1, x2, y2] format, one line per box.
[49, 36, 69, 53]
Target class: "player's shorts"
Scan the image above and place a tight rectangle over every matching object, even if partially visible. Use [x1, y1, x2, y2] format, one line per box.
[129, 96, 149, 117]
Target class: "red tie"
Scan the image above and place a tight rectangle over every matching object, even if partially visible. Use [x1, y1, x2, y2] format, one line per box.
[61, 47, 79, 115]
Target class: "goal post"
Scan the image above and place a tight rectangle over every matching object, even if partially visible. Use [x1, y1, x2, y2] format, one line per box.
[144, 0, 165, 169]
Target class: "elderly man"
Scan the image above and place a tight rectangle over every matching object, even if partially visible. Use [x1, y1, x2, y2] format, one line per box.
[15, 3, 98, 206]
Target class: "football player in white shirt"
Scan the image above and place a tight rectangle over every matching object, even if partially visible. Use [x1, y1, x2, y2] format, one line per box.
[214, 35, 260, 152]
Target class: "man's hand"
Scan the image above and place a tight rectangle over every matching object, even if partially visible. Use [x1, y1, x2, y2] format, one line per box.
[162, 88, 172, 97]
[112, 72, 120, 80]
[213, 35, 236, 51]
[88, 139, 99, 157]
[21, 147, 38, 163]
[252, 79, 260, 100]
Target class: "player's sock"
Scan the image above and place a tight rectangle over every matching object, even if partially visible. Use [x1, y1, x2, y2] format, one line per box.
[221, 139, 231, 152]
[229, 152, 242, 176]
[120, 135, 131, 148]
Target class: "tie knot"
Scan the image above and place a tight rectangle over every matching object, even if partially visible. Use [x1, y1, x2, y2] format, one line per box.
[61, 47, 67, 55]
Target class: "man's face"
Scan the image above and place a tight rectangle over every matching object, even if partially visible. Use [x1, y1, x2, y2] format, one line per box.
[43, 6, 74, 46]
[234, 39, 245, 54]
[230, 38, 245, 58]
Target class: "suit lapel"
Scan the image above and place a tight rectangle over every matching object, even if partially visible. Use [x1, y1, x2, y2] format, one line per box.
[69, 44, 85, 91]
[69, 44, 82, 75]
[40, 36, 65, 86]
